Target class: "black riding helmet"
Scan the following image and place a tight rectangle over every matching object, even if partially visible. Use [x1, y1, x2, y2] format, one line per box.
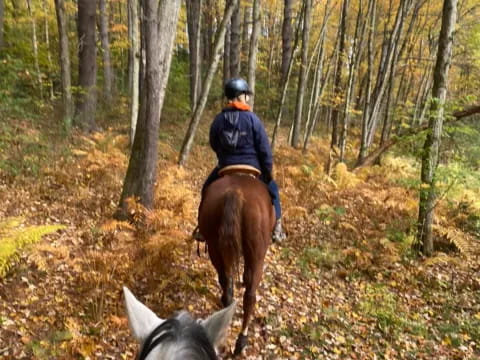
[224, 78, 252, 99]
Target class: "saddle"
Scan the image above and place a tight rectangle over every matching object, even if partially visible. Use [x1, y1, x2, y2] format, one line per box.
[218, 164, 261, 178]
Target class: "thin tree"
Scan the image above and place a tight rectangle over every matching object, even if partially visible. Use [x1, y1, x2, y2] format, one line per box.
[280, 0, 294, 86]
[357, 0, 414, 165]
[247, 0, 261, 109]
[339, 0, 370, 162]
[223, 2, 231, 86]
[117, 0, 181, 217]
[178, 0, 239, 166]
[416, 0, 458, 256]
[98, 0, 114, 103]
[240, 5, 250, 74]
[271, 4, 304, 150]
[203, 0, 215, 65]
[128, 0, 140, 144]
[76, 0, 98, 132]
[26, 0, 43, 99]
[186, 0, 203, 111]
[329, 0, 349, 150]
[229, 0, 241, 78]
[54, 0, 74, 131]
[290, 0, 312, 148]
[0, 0, 4, 48]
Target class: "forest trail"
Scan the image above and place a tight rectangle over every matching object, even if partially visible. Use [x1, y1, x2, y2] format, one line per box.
[0, 120, 479, 360]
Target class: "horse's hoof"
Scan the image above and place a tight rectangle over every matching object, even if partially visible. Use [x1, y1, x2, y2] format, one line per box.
[233, 334, 248, 356]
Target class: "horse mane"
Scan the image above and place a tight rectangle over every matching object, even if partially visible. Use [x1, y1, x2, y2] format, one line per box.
[138, 312, 217, 360]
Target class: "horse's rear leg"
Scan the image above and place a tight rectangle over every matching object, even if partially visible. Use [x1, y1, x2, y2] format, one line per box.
[219, 272, 234, 307]
[234, 259, 264, 355]
[208, 246, 234, 307]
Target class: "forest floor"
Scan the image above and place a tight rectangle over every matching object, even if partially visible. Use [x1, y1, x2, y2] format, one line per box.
[0, 111, 479, 360]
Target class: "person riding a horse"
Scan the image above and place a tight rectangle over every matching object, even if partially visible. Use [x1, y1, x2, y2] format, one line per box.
[193, 78, 286, 243]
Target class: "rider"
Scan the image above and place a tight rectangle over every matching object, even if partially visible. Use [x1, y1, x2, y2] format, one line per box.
[194, 78, 286, 243]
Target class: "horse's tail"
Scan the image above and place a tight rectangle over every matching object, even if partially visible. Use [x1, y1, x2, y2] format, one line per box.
[219, 189, 244, 274]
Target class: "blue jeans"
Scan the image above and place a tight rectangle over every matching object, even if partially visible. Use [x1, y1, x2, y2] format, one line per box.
[202, 167, 282, 220]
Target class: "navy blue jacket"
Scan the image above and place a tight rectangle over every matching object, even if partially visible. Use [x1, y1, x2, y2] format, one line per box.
[209, 106, 273, 178]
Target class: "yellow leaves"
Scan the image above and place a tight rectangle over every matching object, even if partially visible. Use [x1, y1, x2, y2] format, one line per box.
[332, 162, 361, 189]
[0, 217, 65, 277]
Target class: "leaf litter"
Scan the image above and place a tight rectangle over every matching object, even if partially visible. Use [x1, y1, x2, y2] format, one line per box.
[0, 122, 479, 359]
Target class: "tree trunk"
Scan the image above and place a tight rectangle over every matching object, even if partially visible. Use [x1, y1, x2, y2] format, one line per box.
[42, 0, 54, 100]
[0, 0, 4, 48]
[98, 0, 114, 103]
[202, 0, 214, 65]
[340, 0, 369, 162]
[329, 0, 349, 150]
[247, 0, 260, 109]
[416, 0, 457, 256]
[54, 0, 74, 132]
[303, 0, 334, 150]
[280, 0, 294, 86]
[359, 0, 413, 163]
[357, 0, 413, 165]
[128, 0, 140, 145]
[291, 0, 312, 148]
[229, 0, 241, 78]
[26, 0, 43, 99]
[240, 5, 250, 74]
[117, 0, 181, 217]
[223, 19, 231, 86]
[186, 0, 203, 111]
[412, 63, 432, 125]
[271, 5, 303, 150]
[76, 0, 98, 132]
[357, 0, 376, 164]
[179, 0, 238, 166]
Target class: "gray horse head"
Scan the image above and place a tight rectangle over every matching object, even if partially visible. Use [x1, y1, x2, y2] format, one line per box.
[124, 287, 236, 360]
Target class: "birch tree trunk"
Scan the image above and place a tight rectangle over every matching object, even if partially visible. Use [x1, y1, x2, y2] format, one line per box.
[416, 0, 457, 256]
[229, 0, 241, 78]
[76, 0, 98, 132]
[98, 0, 114, 103]
[291, 0, 312, 148]
[54, 0, 74, 131]
[26, 0, 43, 99]
[280, 0, 294, 86]
[117, 0, 181, 217]
[128, 0, 140, 144]
[179, 0, 238, 166]
[247, 0, 260, 109]
[186, 0, 203, 111]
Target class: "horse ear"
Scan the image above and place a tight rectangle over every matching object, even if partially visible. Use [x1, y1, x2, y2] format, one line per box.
[200, 301, 237, 348]
[123, 286, 164, 341]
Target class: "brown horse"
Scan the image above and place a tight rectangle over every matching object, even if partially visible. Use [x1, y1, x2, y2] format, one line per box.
[199, 172, 275, 355]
